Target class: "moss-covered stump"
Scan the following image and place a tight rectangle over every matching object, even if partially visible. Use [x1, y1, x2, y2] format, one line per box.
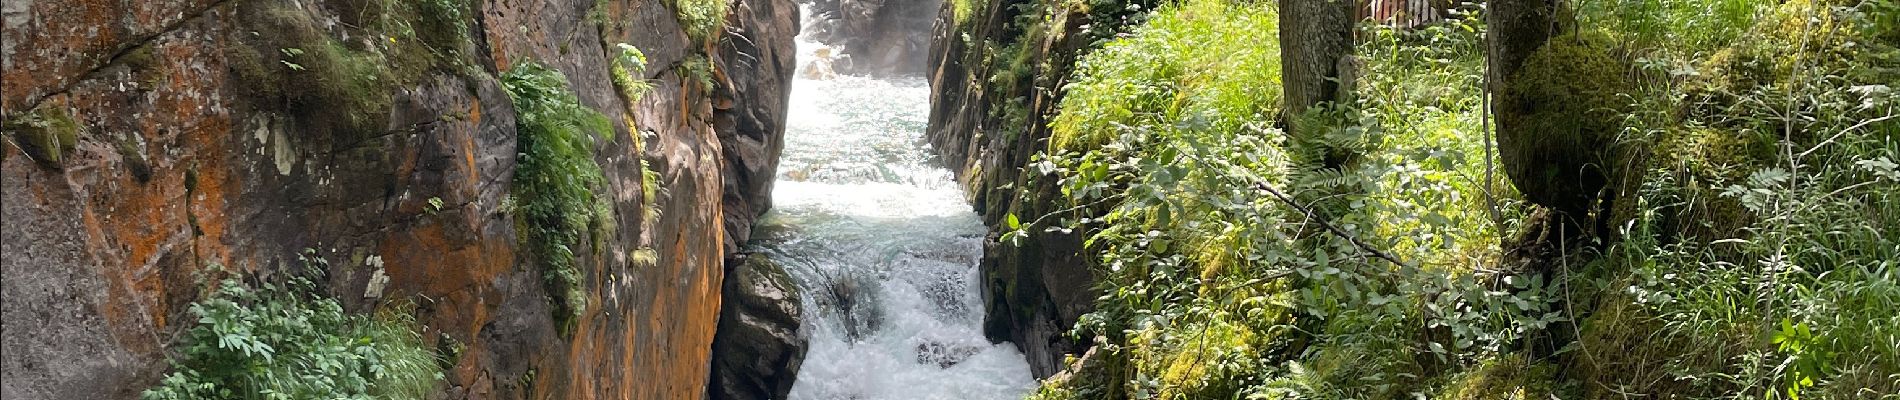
[1496, 33, 1636, 215]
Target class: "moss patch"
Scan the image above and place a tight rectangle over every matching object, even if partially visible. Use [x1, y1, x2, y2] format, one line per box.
[1434, 354, 1559, 400]
[1498, 32, 1636, 213]
[225, 0, 464, 145]
[1567, 291, 1759, 398]
[2, 105, 81, 167]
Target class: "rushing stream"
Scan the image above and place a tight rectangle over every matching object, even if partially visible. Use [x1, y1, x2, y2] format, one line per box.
[742, 44, 1037, 400]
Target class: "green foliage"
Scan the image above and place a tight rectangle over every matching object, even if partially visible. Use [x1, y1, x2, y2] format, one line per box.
[1033, 3, 1559, 399]
[610, 43, 655, 103]
[1039, 1, 1545, 398]
[1, 105, 81, 166]
[994, 0, 1897, 398]
[1773, 318, 1832, 399]
[951, 0, 979, 28]
[413, 0, 473, 54]
[503, 62, 614, 327]
[1573, 0, 1900, 397]
[143, 261, 441, 400]
[1576, 0, 1772, 59]
[672, 0, 730, 44]
[1030, 4, 1293, 395]
[1049, 0, 1280, 151]
[683, 54, 717, 93]
[637, 130, 663, 227]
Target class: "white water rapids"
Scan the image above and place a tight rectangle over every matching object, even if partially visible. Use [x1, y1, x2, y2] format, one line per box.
[740, 37, 1037, 400]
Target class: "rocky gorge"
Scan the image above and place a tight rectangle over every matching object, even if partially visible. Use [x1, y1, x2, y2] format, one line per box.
[9, 0, 1896, 398]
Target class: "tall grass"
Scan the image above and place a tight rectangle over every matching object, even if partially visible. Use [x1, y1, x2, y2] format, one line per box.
[1595, 1, 1900, 397]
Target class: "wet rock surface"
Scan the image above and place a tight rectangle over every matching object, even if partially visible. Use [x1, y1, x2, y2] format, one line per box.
[710, 254, 809, 400]
[924, 0, 1100, 378]
[717, 0, 801, 251]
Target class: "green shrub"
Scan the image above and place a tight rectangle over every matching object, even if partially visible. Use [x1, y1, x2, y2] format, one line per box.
[673, 0, 730, 44]
[143, 264, 441, 400]
[682, 54, 717, 93]
[610, 43, 654, 103]
[503, 62, 614, 327]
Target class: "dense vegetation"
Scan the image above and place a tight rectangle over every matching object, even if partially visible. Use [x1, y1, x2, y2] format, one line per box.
[990, 0, 1899, 398]
[143, 258, 441, 400]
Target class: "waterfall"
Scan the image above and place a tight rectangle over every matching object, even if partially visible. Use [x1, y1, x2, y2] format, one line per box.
[746, 43, 1037, 400]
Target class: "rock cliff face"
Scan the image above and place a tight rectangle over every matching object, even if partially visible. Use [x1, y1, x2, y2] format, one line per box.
[923, 0, 1101, 378]
[717, 0, 800, 251]
[0, 0, 796, 398]
[797, 0, 938, 76]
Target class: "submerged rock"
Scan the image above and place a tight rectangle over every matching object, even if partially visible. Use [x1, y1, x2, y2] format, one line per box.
[913, 340, 982, 368]
[810, 267, 883, 341]
[711, 254, 810, 400]
[799, 47, 843, 80]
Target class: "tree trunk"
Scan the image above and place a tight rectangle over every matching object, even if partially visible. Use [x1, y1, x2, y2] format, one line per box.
[1278, 0, 1356, 124]
[1487, 0, 1558, 93]
[1488, 0, 1571, 212]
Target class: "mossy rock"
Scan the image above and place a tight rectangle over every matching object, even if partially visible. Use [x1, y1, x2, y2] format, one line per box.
[1647, 128, 1769, 246]
[225, 0, 452, 145]
[1497, 32, 1635, 215]
[1567, 292, 1757, 398]
[1683, 0, 1880, 134]
[1435, 354, 1559, 400]
[3, 106, 82, 167]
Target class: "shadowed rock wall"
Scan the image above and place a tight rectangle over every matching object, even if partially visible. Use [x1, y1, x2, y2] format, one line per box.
[923, 0, 1104, 377]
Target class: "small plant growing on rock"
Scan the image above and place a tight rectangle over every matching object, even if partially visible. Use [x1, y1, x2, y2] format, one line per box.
[503, 61, 614, 329]
[672, 0, 730, 44]
[611, 43, 655, 103]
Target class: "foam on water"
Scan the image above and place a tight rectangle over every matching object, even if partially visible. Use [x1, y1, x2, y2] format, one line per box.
[748, 65, 1036, 400]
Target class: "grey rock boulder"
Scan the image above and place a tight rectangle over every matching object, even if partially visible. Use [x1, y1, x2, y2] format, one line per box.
[710, 254, 809, 400]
